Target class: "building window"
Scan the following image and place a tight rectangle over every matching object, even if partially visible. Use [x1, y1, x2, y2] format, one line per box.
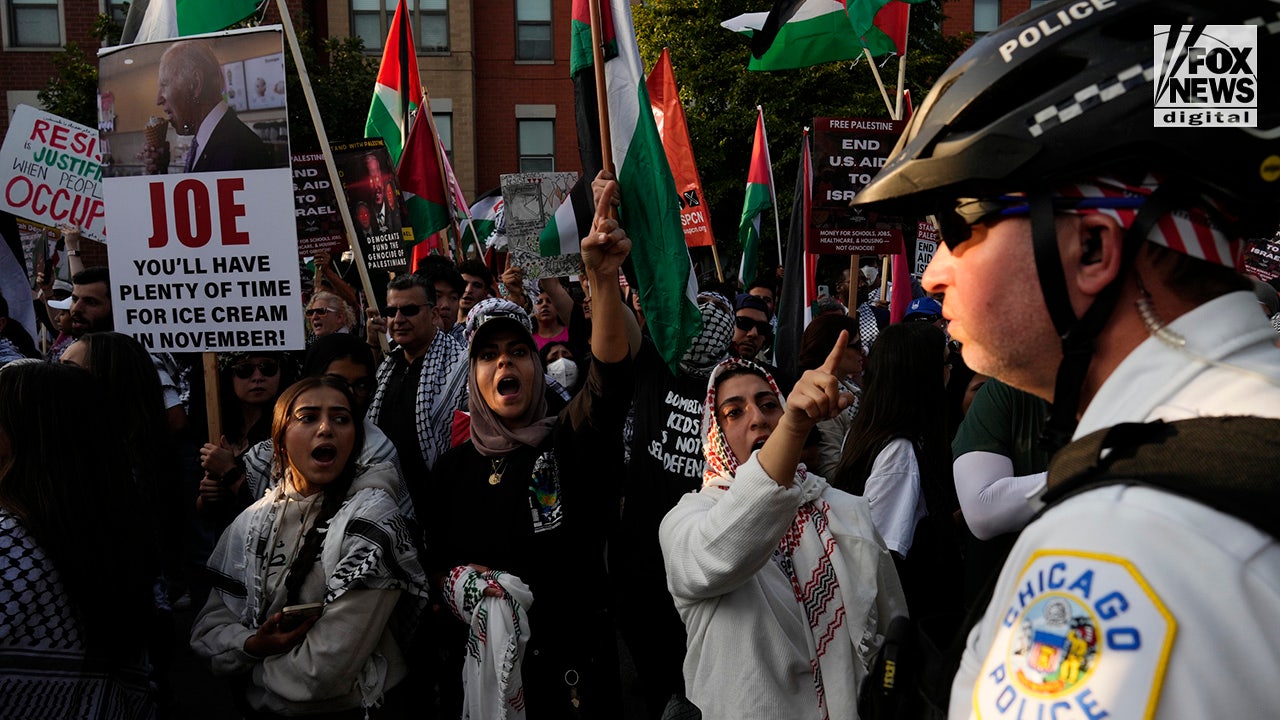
[973, 0, 1000, 33]
[6, 0, 61, 47]
[434, 112, 452, 163]
[352, 0, 449, 55]
[515, 0, 552, 61]
[106, 0, 127, 25]
[518, 119, 554, 172]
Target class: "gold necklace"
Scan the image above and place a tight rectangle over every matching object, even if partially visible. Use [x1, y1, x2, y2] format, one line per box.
[488, 457, 507, 485]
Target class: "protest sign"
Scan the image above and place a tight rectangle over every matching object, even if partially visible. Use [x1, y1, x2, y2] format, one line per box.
[292, 152, 346, 257]
[1, 106, 106, 241]
[331, 138, 409, 272]
[1244, 234, 1280, 283]
[914, 219, 938, 279]
[502, 171, 580, 280]
[100, 27, 301, 352]
[809, 117, 905, 255]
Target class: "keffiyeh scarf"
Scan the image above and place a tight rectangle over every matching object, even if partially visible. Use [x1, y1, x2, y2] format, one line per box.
[0, 510, 154, 719]
[700, 358, 887, 719]
[679, 293, 735, 377]
[446, 566, 534, 720]
[368, 331, 469, 470]
[204, 463, 431, 679]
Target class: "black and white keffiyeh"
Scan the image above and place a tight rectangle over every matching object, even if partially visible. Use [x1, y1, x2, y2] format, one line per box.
[679, 293, 735, 378]
[0, 510, 155, 719]
[368, 331, 469, 470]
[204, 462, 431, 654]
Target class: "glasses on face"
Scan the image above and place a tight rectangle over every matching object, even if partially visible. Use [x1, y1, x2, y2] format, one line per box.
[326, 374, 374, 396]
[305, 306, 338, 317]
[383, 303, 431, 318]
[735, 316, 772, 337]
[232, 360, 280, 379]
[934, 195, 1146, 250]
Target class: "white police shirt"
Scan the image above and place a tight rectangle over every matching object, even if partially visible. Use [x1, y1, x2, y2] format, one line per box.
[951, 291, 1280, 719]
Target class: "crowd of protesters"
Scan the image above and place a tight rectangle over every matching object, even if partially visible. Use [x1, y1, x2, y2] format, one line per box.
[5, 1, 1280, 717]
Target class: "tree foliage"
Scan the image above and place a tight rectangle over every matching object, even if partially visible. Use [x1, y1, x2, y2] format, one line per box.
[633, 0, 967, 274]
[285, 18, 379, 153]
[37, 43, 100, 128]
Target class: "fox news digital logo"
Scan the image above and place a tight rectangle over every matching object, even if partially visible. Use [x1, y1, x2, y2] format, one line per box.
[1154, 24, 1258, 128]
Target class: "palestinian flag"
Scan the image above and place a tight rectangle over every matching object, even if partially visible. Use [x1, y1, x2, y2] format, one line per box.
[398, 108, 451, 255]
[570, 0, 700, 371]
[721, 0, 919, 71]
[738, 108, 774, 286]
[133, 0, 258, 41]
[365, 0, 422, 166]
[538, 180, 593, 257]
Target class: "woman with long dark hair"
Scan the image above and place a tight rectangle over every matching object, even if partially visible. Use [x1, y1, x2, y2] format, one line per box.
[191, 376, 429, 717]
[0, 362, 155, 717]
[832, 321, 963, 624]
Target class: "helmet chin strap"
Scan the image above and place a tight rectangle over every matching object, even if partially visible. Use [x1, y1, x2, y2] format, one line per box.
[1030, 187, 1181, 451]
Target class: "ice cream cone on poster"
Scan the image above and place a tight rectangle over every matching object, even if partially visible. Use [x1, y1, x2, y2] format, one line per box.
[144, 116, 168, 147]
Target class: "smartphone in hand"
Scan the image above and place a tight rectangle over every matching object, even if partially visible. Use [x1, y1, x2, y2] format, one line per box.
[278, 602, 323, 631]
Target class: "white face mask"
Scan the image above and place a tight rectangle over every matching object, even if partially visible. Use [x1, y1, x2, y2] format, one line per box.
[546, 357, 579, 390]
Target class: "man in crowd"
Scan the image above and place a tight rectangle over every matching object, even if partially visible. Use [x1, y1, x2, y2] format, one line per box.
[419, 257, 467, 345]
[730, 294, 771, 362]
[364, 273, 468, 515]
[854, 1, 1280, 716]
[456, 260, 495, 326]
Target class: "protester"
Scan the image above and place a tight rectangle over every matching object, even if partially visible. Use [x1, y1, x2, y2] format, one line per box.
[59, 330, 182, 708]
[418, 257, 467, 344]
[239, 334, 404, 514]
[364, 273, 469, 516]
[0, 362, 156, 718]
[851, 1, 1280, 715]
[660, 343, 905, 720]
[306, 290, 357, 339]
[612, 291, 737, 719]
[428, 178, 638, 718]
[730, 293, 772, 361]
[0, 294, 38, 367]
[951, 377, 1050, 609]
[456, 259, 495, 324]
[540, 340, 583, 397]
[831, 322, 962, 626]
[190, 376, 429, 716]
[796, 313, 864, 479]
[198, 352, 294, 523]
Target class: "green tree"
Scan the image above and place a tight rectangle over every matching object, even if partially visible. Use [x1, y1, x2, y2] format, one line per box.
[285, 19, 379, 154]
[37, 43, 100, 127]
[633, 0, 966, 277]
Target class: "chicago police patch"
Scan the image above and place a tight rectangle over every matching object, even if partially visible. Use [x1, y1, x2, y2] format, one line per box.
[974, 550, 1176, 719]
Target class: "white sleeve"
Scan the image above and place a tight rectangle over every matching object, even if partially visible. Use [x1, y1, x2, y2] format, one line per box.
[862, 439, 924, 557]
[953, 451, 1047, 540]
[660, 455, 803, 602]
[253, 588, 401, 703]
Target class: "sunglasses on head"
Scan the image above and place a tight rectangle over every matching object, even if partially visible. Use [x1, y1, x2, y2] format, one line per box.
[232, 359, 280, 379]
[933, 195, 1146, 250]
[305, 306, 338, 317]
[735, 316, 772, 336]
[383, 302, 431, 318]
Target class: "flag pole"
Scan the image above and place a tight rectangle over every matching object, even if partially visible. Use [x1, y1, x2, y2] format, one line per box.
[757, 106, 784, 268]
[414, 89, 463, 264]
[589, 0, 615, 176]
[893, 5, 910, 121]
[276, 0, 386, 353]
[862, 47, 895, 117]
[709, 244, 724, 282]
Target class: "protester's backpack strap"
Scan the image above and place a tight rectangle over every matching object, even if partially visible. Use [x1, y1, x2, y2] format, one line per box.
[1042, 416, 1280, 539]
